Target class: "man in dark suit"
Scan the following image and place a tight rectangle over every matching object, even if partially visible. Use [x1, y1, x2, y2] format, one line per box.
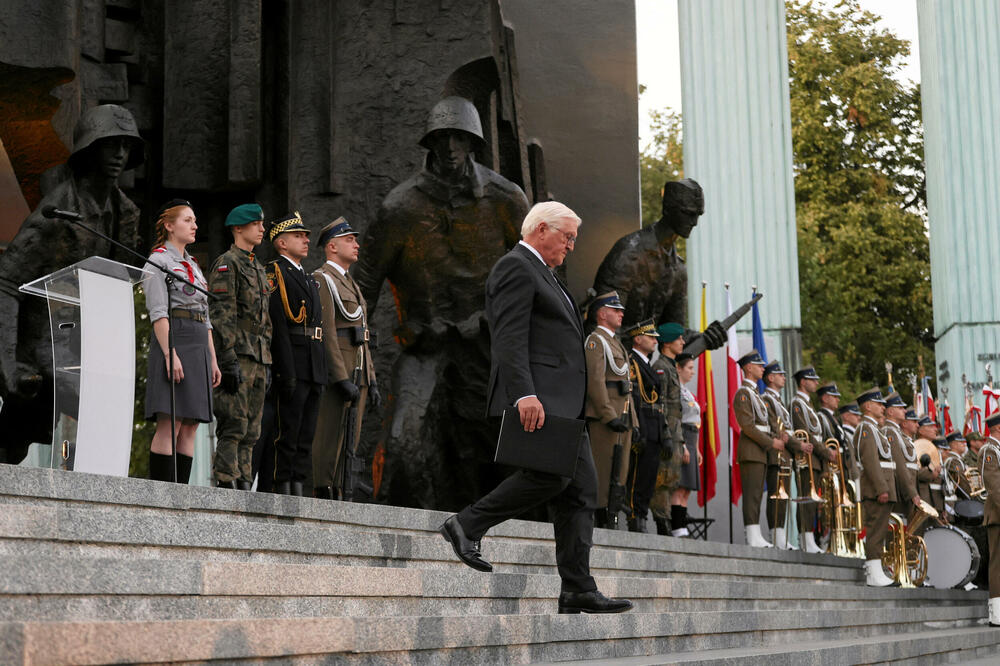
[440, 201, 632, 615]
[264, 212, 327, 496]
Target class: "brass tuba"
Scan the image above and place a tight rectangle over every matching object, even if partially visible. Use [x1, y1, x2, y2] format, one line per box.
[881, 499, 940, 587]
[943, 452, 988, 500]
[820, 438, 864, 558]
[793, 429, 823, 503]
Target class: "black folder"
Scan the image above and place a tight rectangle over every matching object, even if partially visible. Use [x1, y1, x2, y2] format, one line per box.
[494, 407, 585, 478]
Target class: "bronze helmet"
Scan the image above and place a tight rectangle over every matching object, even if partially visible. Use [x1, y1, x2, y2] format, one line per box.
[418, 96, 486, 151]
[69, 104, 145, 170]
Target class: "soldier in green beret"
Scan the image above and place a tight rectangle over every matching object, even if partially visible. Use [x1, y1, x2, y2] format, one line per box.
[208, 204, 273, 489]
[650, 321, 687, 535]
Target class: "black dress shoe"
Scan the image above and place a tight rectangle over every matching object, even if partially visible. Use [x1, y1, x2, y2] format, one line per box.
[290, 481, 304, 497]
[237, 480, 252, 491]
[216, 479, 237, 490]
[594, 509, 608, 529]
[558, 590, 634, 614]
[439, 515, 493, 572]
[314, 486, 335, 500]
[276, 481, 291, 495]
[627, 517, 646, 533]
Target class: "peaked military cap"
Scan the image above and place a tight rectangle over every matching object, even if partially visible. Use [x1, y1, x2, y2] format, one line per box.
[933, 436, 948, 448]
[816, 382, 841, 398]
[945, 430, 966, 443]
[737, 349, 766, 368]
[967, 431, 984, 441]
[986, 413, 1000, 429]
[839, 401, 861, 416]
[904, 408, 920, 421]
[317, 216, 357, 247]
[593, 291, 625, 311]
[226, 203, 264, 227]
[883, 391, 907, 408]
[656, 321, 685, 341]
[793, 366, 820, 382]
[763, 360, 785, 377]
[856, 387, 885, 405]
[917, 416, 936, 428]
[267, 211, 310, 242]
[624, 318, 658, 338]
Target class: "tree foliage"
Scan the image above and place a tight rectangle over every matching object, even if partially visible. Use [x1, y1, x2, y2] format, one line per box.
[639, 103, 684, 228]
[787, 0, 933, 398]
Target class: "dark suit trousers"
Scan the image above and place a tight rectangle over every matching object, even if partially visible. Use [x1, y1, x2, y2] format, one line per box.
[457, 431, 598, 594]
[273, 380, 323, 486]
[628, 432, 663, 520]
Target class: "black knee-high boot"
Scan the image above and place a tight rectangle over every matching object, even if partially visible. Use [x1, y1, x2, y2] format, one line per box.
[149, 452, 174, 482]
[176, 454, 193, 485]
[671, 505, 686, 532]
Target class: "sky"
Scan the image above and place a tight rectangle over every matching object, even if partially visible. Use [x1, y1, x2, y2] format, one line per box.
[636, 0, 922, 147]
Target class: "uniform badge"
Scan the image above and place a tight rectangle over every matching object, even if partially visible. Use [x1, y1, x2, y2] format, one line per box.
[267, 274, 276, 292]
[216, 265, 229, 272]
[586, 340, 596, 350]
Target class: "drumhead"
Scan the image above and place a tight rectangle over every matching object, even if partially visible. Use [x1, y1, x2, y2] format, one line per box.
[923, 525, 981, 589]
[955, 500, 985, 526]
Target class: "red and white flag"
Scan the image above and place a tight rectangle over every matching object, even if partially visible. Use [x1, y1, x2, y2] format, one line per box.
[726, 289, 743, 505]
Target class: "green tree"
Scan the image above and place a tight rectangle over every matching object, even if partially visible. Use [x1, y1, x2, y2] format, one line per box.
[787, 0, 933, 400]
[639, 103, 684, 228]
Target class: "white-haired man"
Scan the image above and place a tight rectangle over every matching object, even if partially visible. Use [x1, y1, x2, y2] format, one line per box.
[440, 201, 633, 615]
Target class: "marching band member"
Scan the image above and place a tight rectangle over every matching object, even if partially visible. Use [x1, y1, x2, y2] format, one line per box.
[854, 387, 897, 587]
[762, 360, 796, 549]
[838, 401, 863, 482]
[882, 392, 921, 518]
[791, 366, 830, 553]
[980, 413, 1000, 625]
[734, 350, 785, 548]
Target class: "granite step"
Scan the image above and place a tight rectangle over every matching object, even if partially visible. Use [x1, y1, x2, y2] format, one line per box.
[0, 556, 981, 621]
[0, 607, 990, 665]
[548, 625, 1000, 665]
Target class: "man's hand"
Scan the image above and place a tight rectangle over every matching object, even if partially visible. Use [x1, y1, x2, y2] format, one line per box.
[220, 359, 242, 394]
[801, 441, 814, 455]
[772, 438, 785, 451]
[333, 379, 360, 403]
[877, 492, 889, 504]
[606, 417, 629, 433]
[518, 396, 545, 432]
[781, 431, 789, 442]
[911, 495, 922, 507]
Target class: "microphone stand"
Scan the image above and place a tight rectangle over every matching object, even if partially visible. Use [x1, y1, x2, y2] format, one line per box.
[43, 207, 215, 483]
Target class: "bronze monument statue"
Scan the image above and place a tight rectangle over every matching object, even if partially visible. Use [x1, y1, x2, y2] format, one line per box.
[0, 104, 144, 464]
[354, 96, 530, 510]
[593, 178, 726, 351]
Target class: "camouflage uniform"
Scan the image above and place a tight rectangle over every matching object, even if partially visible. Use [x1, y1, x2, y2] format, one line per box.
[209, 245, 272, 483]
[650, 354, 683, 520]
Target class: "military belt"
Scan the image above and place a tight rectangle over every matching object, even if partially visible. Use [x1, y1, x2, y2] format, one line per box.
[337, 326, 370, 342]
[170, 308, 207, 323]
[929, 483, 942, 490]
[605, 379, 631, 391]
[237, 319, 266, 336]
[879, 461, 896, 469]
[905, 462, 918, 470]
[290, 326, 323, 341]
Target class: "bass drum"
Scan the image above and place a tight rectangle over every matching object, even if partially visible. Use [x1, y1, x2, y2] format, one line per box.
[954, 499, 985, 527]
[923, 524, 980, 589]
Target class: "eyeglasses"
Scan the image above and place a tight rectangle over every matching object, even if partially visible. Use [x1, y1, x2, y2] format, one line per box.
[553, 228, 577, 246]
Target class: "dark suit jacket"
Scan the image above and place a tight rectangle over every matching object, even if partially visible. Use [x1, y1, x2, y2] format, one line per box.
[268, 256, 326, 385]
[485, 242, 586, 419]
[629, 350, 663, 446]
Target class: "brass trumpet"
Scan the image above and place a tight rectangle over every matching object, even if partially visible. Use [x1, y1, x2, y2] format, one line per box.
[821, 438, 864, 558]
[769, 417, 791, 502]
[793, 429, 823, 503]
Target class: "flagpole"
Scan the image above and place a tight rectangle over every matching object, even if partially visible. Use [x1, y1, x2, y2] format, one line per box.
[702, 281, 708, 532]
[725, 282, 733, 546]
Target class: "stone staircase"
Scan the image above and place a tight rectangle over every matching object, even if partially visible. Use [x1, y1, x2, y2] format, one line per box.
[0, 463, 997, 664]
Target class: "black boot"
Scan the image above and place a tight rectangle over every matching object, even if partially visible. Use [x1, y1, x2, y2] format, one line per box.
[594, 508, 608, 529]
[149, 453, 174, 482]
[276, 481, 291, 495]
[671, 505, 688, 536]
[176, 454, 193, 485]
[627, 517, 646, 533]
[654, 516, 670, 535]
[290, 481, 304, 497]
[237, 480, 253, 491]
[314, 486, 335, 500]
[216, 479, 237, 490]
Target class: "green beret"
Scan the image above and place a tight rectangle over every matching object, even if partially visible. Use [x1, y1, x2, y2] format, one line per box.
[225, 203, 264, 227]
[656, 322, 685, 342]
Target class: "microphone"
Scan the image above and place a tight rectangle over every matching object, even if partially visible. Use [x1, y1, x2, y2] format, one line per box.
[41, 205, 84, 221]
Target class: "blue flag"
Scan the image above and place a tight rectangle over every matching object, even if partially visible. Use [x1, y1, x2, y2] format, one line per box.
[751, 290, 768, 393]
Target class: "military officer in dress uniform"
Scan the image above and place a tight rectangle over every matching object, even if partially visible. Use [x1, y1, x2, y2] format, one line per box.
[839, 401, 863, 482]
[791, 366, 831, 553]
[817, 382, 849, 473]
[311, 218, 377, 500]
[762, 360, 796, 549]
[943, 430, 972, 503]
[583, 292, 633, 528]
[913, 416, 946, 514]
[882, 392, 922, 519]
[624, 318, 662, 533]
[209, 204, 272, 489]
[854, 387, 897, 586]
[266, 212, 327, 496]
[979, 413, 1000, 625]
[735, 350, 785, 548]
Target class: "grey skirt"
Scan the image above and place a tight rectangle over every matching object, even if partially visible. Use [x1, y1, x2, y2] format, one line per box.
[678, 423, 700, 491]
[144, 317, 214, 423]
